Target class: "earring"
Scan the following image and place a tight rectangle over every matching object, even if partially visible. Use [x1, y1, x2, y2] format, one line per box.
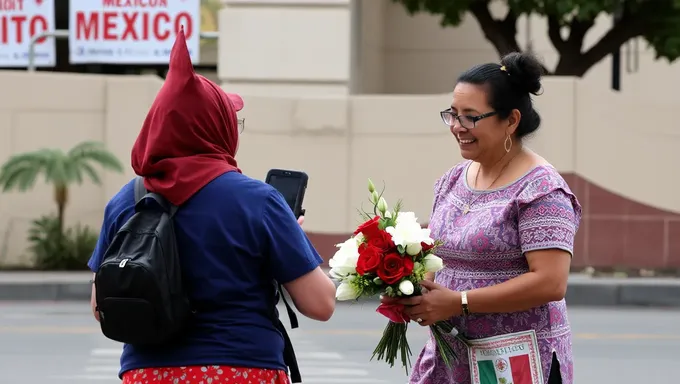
[504, 135, 512, 153]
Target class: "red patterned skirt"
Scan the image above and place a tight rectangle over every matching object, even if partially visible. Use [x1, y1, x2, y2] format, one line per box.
[122, 366, 290, 384]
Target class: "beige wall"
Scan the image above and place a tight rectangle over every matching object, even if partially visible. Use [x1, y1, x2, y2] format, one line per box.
[0, 71, 678, 266]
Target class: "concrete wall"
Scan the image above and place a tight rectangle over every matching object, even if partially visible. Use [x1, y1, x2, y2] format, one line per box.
[0, 71, 678, 269]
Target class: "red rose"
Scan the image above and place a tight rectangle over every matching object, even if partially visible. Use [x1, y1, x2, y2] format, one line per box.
[421, 241, 434, 253]
[377, 252, 414, 285]
[356, 244, 382, 275]
[366, 230, 395, 252]
[354, 216, 382, 240]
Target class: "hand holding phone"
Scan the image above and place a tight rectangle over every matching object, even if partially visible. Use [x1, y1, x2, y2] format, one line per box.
[265, 169, 308, 218]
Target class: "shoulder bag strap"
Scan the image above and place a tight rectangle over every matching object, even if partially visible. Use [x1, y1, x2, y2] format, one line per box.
[272, 282, 301, 382]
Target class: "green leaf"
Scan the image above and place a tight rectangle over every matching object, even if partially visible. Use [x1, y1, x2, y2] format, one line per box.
[0, 141, 123, 194]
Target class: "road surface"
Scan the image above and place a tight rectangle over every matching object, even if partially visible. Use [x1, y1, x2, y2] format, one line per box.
[0, 301, 676, 383]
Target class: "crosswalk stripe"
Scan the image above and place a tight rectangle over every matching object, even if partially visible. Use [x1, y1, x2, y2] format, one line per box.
[50, 374, 116, 381]
[295, 368, 370, 376]
[307, 380, 388, 383]
[90, 348, 122, 357]
[64, 337, 389, 384]
[296, 351, 344, 360]
[85, 366, 119, 373]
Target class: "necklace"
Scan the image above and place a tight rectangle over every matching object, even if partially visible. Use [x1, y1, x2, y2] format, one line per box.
[462, 154, 518, 215]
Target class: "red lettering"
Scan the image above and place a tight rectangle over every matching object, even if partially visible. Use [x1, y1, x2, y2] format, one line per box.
[12, 15, 25, 42]
[121, 12, 138, 40]
[103, 12, 116, 40]
[0, 14, 48, 44]
[153, 12, 169, 40]
[74, 11, 193, 42]
[175, 12, 192, 39]
[103, 0, 169, 8]
[30, 15, 47, 43]
[76, 12, 97, 39]
[0, 0, 25, 12]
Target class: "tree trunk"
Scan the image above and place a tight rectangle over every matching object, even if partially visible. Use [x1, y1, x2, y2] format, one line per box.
[469, 2, 520, 57]
[54, 184, 68, 236]
[469, 1, 647, 77]
[547, 8, 646, 77]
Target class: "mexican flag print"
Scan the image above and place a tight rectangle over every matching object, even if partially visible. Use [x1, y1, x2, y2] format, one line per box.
[468, 330, 544, 384]
[478, 354, 532, 384]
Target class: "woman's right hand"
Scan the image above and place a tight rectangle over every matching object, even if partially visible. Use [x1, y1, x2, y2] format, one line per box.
[297, 216, 305, 227]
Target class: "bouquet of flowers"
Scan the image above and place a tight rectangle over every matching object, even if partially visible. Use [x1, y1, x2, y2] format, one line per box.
[328, 179, 462, 373]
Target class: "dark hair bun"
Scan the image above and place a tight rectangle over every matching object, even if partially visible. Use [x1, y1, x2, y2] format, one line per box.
[500, 52, 545, 96]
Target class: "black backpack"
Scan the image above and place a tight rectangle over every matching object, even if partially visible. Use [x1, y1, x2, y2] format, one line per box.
[94, 176, 191, 346]
[95, 177, 303, 382]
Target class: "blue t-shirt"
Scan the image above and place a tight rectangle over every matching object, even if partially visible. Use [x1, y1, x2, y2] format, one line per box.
[87, 171, 323, 377]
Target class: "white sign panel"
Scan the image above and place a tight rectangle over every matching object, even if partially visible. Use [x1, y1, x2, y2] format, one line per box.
[68, 0, 200, 64]
[0, 0, 56, 67]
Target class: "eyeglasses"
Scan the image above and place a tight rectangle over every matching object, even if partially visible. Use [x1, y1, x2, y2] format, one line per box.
[238, 118, 245, 134]
[440, 109, 497, 129]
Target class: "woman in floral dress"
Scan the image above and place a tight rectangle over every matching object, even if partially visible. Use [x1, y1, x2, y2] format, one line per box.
[391, 52, 582, 384]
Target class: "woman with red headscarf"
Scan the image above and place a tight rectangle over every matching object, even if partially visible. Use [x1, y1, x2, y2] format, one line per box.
[86, 30, 336, 384]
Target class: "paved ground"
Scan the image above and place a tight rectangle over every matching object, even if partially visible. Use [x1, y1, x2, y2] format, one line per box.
[0, 301, 676, 383]
[3, 271, 680, 307]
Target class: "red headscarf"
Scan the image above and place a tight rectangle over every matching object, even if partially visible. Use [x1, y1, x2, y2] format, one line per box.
[131, 28, 244, 206]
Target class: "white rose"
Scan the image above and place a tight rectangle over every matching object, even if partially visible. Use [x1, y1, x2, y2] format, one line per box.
[328, 237, 360, 278]
[422, 254, 444, 273]
[385, 211, 434, 250]
[336, 281, 360, 301]
[398, 280, 414, 295]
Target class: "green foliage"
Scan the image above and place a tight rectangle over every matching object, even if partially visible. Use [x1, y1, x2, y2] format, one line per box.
[0, 141, 122, 270]
[392, 0, 680, 76]
[0, 141, 123, 192]
[27, 215, 98, 270]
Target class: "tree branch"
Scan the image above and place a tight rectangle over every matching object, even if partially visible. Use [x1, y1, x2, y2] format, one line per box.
[547, 15, 566, 53]
[570, 14, 644, 76]
[468, 1, 521, 56]
[566, 19, 594, 51]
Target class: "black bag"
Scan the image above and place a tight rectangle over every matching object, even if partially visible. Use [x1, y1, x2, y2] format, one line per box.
[94, 176, 191, 346]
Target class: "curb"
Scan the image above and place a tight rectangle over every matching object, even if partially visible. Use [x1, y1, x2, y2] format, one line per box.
[1, 273, 680, 308]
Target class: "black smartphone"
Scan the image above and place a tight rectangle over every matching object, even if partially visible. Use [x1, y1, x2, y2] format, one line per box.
[265, 169, 308, 218]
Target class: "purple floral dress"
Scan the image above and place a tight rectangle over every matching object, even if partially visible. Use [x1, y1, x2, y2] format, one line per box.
[410, 160, 582, 384]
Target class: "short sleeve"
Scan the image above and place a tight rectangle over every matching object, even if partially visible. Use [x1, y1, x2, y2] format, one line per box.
[87, 201, 116, 272]
[431, 163, 466, 220]
[517, 186, 582, 256]
[262, 189, 323, 284]
[87, 182, 137, 272]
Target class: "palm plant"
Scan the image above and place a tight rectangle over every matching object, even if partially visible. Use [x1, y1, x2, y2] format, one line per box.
[0, 141, 124, 232]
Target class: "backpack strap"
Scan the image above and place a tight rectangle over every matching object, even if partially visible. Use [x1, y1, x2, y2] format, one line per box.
[272, 282, 301, 383]
[134, 176, 147, 203]
[134, 176, 179, 217]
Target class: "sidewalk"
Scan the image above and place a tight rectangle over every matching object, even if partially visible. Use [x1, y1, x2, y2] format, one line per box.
[1, 271, 679, 307]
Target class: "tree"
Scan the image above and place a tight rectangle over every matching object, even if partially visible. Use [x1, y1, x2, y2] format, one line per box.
[0, 141, 124, 233]
[392, 0, 680, 76]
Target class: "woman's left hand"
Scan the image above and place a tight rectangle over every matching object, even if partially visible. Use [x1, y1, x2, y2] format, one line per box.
[398, 280, 462, 326]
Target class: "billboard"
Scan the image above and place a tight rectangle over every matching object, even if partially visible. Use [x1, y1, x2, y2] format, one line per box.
[0, 0, 56, 67]
[68, 0, 201, 64]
